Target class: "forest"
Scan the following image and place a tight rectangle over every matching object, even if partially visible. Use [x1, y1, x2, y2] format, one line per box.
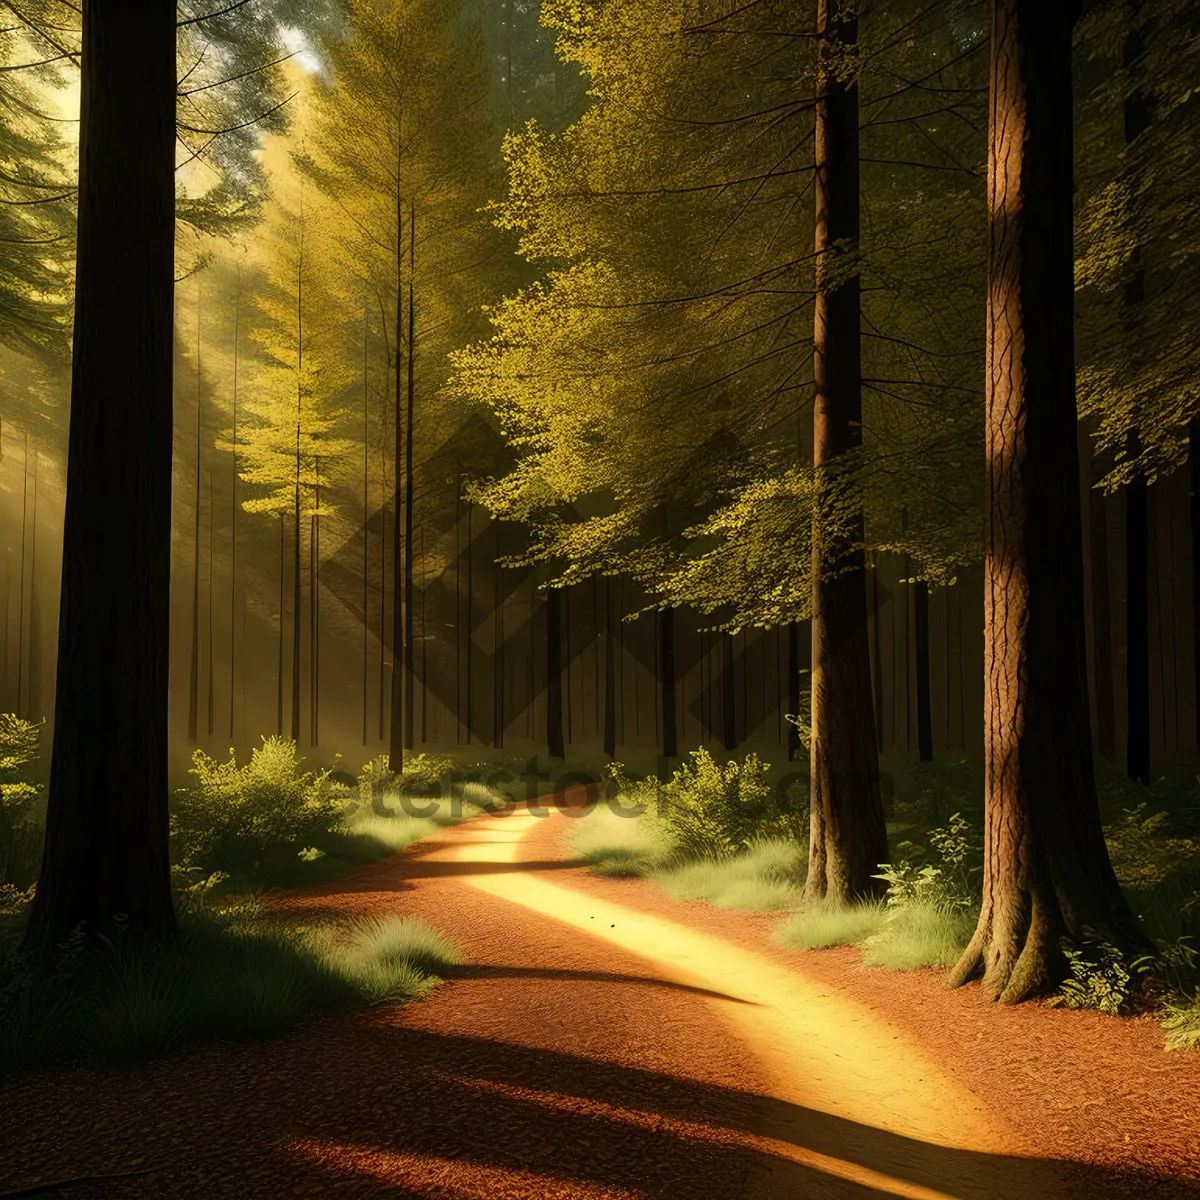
[1, 0, 1199, 1197]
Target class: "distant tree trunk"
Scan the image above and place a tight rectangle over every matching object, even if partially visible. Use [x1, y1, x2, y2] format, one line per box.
[465, 499, 474, 744]
[721, 632, 736, 751]
[362, 309, 370, 747]
[277, 515, 285, 736]
[871, 556, 885, 744]
[188, 282, 202, 742]
[387, 179, 408, 772]
[291, 221, 304, 746]
[229, 284, 240, 740]
[787, 621, 802, 761]
[403, 206, 416, 754]
[659, 606, 677, 761]
[29, 0, 176, 946]
[913, 580, 933, 762]
[603, 579, 616, 759]
[546, 586, 565, 760]
[1088, 456, 1116, 757]
[16, 433, 28, 718]
[805, 0, 888, 903]
[949, 0, 1140, 1003]
[493, 520, 504, 749]
[206, 469, 214, 737]
[27, 447, 39, 722]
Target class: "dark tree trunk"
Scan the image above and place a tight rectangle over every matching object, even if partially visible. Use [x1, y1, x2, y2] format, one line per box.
[403, 205, 416, 752]
[546, 586, 565, 760]
[721, 632, 736, 751]
[602, 579, 616, 759]
[1191, 420, 1200, 752]
[1123, 11, 1151, 783]
[1088, 457, 1116, 757]
[26, 448, 39, 722]
[15, 434, 28, 717]
[1125, 476, 1150, 781]
[206, 471, 214, 737]
[229, 286, 240, 740]
[949, 0, 1140, 1003]
[659, 606, 677, 761]
[291, 488, 301, 744]
[362, 309, 369, 746]
[277, 515, 285, 736]
[493, 520, 504, 749]
[805, 0, 888, 903]
[29, 0, 176, 946]
[871, 557, 885, 745]
[913, 580, 933, 762]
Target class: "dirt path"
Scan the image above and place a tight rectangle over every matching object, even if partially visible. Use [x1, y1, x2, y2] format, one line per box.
[0, 808, 1195, 1199]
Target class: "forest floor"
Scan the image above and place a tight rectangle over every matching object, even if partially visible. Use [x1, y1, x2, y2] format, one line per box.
[2, 801, 1199, 1199]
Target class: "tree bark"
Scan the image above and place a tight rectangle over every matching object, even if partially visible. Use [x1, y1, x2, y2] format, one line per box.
[602, 579, 616, 759]
[721, 632, 736, 751]
[787, 621, 802, 761]
[546, 586, 565, 760]
[949, 0, 1140, 1003]
[805, 0, 888, 903]
[29, 0, 176, 946]
[187, 285, 202, 742]
[1191, 420, 1200, 753]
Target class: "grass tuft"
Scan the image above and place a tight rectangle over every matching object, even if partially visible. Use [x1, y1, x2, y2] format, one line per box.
[860, 902, 976, 970]
[775, 900, 888, 950]
[567, 804, 678, 877]
[654, 839, 804, 911]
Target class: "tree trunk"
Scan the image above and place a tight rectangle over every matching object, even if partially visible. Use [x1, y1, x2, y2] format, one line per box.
[546, 586, 565, 760]
[721, 632, 736, 751]
[387, 178, 407, 772]
[805, 0, 888, 903]
[29, 0, 176, 946]
[16, 434, 28, 718]
[1123, 11, 1151, 784]
[403, 208, 416, 753]
[187, 284, 202, 742]
[277, 515, 285, 736]
[206, 470, 214, 737]
[1088, 457, 1116, 757]
[660, 606, 677, 761]
[362, 309, 370, 747]
[1191, 420, 1200, 753]
[914, 580, 933, 762]
[229, 285, 240, 740]
[493, 520, 504, 749]
[602, 579, 616, 759]
[787, 621, 802, 761]
[948, 0, 1140, 1003]
[27, 447, 40, 722]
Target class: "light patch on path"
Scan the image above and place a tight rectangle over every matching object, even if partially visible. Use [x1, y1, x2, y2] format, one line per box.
[428, 809, 1008, 1199]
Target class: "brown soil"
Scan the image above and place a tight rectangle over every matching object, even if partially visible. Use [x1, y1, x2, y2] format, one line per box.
[0, 806, 1196, 1199]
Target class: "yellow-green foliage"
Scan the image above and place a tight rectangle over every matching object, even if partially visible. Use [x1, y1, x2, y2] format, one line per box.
[172, 737, 348, 875]
[0, 714, 44, 896]
[658, 749, 806, 860]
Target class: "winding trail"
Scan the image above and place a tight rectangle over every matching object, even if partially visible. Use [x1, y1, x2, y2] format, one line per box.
[0, 805, 1194, 1198]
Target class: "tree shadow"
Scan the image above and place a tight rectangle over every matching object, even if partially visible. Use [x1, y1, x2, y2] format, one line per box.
[3, 1025, 1192, 1199]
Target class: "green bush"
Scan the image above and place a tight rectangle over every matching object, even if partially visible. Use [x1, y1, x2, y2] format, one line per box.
[1047, 936, 1154, 1017]
[656, 748, 806, 859]
[171, 737, 351, 881]
[0, 714, 44, 894]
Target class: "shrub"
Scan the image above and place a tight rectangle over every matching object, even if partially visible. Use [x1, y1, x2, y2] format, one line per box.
[0, 714, 44, 893]
[1047, 936, 1155, 1017]
[172, 738, 349, 879]
[657, 748, 806, 859]
[1162, 991, 1200, 1051]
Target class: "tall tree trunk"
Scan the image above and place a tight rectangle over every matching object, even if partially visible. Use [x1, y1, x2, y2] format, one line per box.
[1191, 419, 1200, 753]
[546, 586, 565, 760]
[29, 0, 176, 946]
[16, 433, 28, 718]
[387, 193, 406, 771]
[871, 556, 885, 744]
[1123, 9, 1151, 783]
[277, 515, 285, 736]
[206, 470, 214, 737]
[603, 578, 616, 759]
[949, 0, 1139, 1003]
[188, 283, 202, 742]
[229, 284, 240, 740]
[721, 632, 736, 751]
[1088, 456, 1116, 757]
[787, 621, 802, 761]
[493, 520, 504, 749]
[659, 606, 677, 761]
[362, 308, 370, 747]
[27, 447, 39, 722]
[805, 0, 888, 903]
[403, 205, 416, 752]
[914, 580, 933, 762]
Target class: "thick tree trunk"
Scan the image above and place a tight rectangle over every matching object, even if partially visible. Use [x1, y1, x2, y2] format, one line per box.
[546, 586, 565, 760]
[659, 606, 677, 761]
[949, 0, 1139, 1003]
[1192, 420, 1200, 752]
[805, 0, 888, 903]
[29, 0, 176, 946]
[914, 580, 933, 762]
[1088, 457, 1116, 757]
